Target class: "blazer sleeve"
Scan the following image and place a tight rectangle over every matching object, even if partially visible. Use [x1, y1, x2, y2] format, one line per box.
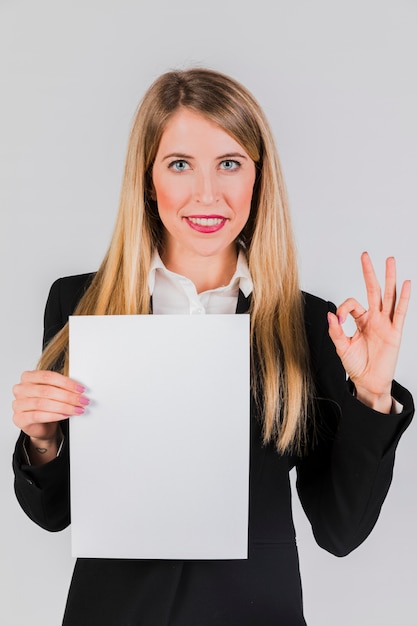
[295, 294, 414, 557]
[12, 274, 93, 532]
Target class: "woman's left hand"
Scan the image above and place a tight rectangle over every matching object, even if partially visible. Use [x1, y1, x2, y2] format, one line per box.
[327, 252, 411, 413]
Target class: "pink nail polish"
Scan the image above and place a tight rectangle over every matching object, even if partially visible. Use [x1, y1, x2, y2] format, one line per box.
[338, 315, 344, 324]
[74, 407, 85, 415]
[76, 385, 85, 393]
[79, 396, 90, 405]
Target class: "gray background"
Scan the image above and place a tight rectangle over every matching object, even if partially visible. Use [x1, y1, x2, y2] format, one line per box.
[1, 1, 416, 624]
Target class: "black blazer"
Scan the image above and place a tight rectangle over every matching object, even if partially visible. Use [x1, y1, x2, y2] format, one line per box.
[13, 274, 414, 626]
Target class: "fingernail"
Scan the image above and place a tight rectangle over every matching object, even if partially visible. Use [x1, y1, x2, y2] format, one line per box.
[74, 407, 85, 415]
[338, 315, 344, 324]
[79, 396, 90, 405]
[76, 384, 85, 393]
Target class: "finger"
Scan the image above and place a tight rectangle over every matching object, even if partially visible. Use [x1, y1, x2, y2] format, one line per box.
[382, 256, 397, 318]
[20, 370, 86, 393]
[361, 251, 382, 311]
[336, 298, 367, 326]
[13, 407, 74, 432]
[327, 311, 352, 357]
[13, 396, 86, 421]
[13, 403, 83, 431]
[14, 381, 89, 408]
[393, 279, 411, 332]
[13, 409, 75, 428]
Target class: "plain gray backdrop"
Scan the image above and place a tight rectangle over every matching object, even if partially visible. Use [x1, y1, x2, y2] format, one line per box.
[1, 1, 416, 624]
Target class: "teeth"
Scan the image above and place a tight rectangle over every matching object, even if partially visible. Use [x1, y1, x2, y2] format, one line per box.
[188, 217, 223, 226]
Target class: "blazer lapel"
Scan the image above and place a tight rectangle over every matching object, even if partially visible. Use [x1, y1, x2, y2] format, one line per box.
[236, 290, 251, 314]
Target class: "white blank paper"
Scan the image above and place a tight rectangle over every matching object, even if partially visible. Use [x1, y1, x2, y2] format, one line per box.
[69, 314, 250, 560]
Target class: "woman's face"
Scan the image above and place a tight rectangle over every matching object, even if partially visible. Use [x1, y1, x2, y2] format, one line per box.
[152, 108, 256, 267]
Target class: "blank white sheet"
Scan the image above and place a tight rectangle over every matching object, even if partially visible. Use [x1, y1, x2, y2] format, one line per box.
[69, 314, 250, 560]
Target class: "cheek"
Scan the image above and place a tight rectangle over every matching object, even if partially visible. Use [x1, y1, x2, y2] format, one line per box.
[153, 178, 187, 213]
[235, 179, 255, 219]
[241, 185, 254, 207]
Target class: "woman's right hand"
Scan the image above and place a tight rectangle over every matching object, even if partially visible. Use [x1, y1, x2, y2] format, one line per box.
[12, 370, 89, 465]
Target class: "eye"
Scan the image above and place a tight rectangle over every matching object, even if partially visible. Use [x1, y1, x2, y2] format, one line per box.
[220, 159, 240, 171]
[168, 160, 190, 172]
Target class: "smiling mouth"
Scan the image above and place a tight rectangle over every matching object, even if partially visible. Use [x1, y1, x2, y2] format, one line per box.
[188, 217, 223, 226]
[185, 215, 227, 233]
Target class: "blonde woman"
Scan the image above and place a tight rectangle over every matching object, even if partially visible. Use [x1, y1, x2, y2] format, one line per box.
[12, 68, 414, 626]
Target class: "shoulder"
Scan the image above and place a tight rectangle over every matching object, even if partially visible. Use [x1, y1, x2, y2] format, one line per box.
[46, 272, 96, 320]
[301, 291, 335, 324]
[49, 272, 96, 293]
[42, 272, 96, 347]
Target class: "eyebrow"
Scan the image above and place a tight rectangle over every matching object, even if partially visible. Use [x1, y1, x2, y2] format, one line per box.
[161, 152, 249, 162]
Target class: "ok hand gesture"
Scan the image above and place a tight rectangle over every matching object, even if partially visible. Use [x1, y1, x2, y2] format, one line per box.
[327, 252, 411, 413]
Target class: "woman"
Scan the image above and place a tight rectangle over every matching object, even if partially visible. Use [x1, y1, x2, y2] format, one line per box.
[12, 68, 414, 625]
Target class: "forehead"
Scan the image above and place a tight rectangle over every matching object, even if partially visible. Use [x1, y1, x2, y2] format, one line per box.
[156, 108, 248, 156]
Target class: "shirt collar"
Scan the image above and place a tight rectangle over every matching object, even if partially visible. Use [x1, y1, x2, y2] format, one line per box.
[147, 251, 165, 295]
[233, 249, 253, 297]
[148, 249, 253, 297]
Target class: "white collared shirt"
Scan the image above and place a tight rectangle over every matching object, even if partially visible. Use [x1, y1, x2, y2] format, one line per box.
[148, 250, 253, 315]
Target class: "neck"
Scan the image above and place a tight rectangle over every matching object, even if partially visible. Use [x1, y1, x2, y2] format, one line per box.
[160, 247, 238, 293]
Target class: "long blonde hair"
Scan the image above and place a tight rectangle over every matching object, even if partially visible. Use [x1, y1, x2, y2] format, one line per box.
[39, 68, 312, 453]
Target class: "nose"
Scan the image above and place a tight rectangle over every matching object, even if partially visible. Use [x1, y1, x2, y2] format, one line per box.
[193, 169, 219, 205]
